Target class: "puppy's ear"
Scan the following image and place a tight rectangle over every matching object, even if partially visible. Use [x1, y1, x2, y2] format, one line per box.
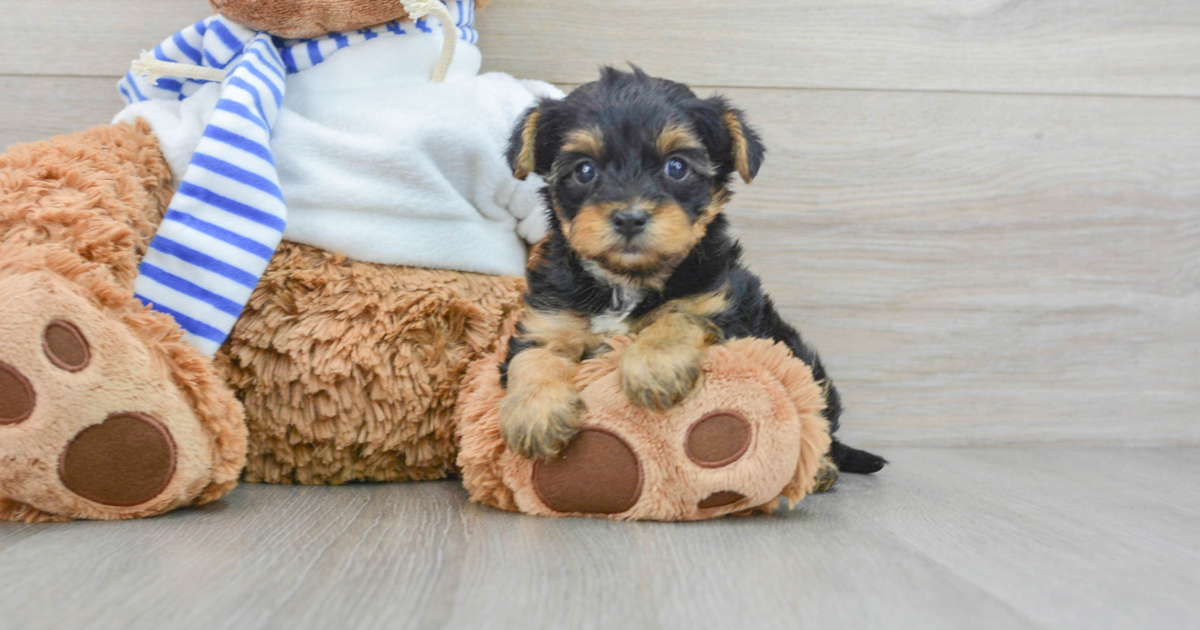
[507, 107, 542, 180]
[688, 97, 766, 184]
[723, 108, 765, 183]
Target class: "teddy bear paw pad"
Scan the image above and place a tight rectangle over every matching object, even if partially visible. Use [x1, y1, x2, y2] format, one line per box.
[685, 411, 752, 468]
[698, 491, 747, 509]
[59, 413, 176, 507]
[0, 362, 36, 425]
[533, 427, 642, 515]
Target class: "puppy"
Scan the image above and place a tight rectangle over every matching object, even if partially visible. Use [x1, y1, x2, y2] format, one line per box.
[498, 67, 886, 483]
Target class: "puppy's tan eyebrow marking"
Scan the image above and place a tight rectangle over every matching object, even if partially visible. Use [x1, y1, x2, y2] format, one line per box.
[656, 122, 703, 156]
[561, 127, 605, 158]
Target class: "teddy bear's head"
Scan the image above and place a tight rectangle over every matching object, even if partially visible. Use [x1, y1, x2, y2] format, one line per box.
[209, 0, 492, 39]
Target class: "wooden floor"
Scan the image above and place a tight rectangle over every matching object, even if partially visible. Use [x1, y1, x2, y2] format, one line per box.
[1, 446, 1195, 630]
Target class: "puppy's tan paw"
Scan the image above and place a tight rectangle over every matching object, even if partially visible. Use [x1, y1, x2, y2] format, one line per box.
[619, 342, 705, 411]
[691, 315, 725, 346]
[499, 385, 585, 459]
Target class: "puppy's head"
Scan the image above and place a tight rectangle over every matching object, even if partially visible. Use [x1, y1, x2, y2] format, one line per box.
[508, 67, 765, 285]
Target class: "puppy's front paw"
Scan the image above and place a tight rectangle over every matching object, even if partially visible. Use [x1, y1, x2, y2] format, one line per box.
[499, 385, 585, 459]
[619, 342, 705, 411]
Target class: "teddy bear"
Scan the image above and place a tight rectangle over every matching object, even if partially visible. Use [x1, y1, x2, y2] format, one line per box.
[0, 0, 557, 522]
[0, 0, 839, 523]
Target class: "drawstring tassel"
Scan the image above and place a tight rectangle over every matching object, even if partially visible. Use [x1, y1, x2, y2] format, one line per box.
[400, 0, 458, 82]
[131, 51, 230, 83]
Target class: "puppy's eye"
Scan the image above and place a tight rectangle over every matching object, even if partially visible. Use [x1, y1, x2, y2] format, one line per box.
[574, 160, 597, 184]
[665, 157, 690, 180]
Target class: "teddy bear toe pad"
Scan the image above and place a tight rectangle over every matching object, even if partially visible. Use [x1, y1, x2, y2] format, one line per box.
[698, 490, 748, 509]
[0, 271, 225, 520]
[0, 361, 36, 425]
[686, 411, 753, 468]
[43, 320, 91, 372]
[59, 413, 177, 507]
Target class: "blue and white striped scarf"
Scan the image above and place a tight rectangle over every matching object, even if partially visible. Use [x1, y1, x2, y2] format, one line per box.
[121, 3, 477, 355]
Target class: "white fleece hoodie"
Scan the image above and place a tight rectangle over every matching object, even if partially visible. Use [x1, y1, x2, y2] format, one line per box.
[116, 23, 560, 278]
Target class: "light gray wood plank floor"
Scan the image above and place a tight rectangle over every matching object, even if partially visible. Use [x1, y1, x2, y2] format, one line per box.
[1, 447, 1196, 630]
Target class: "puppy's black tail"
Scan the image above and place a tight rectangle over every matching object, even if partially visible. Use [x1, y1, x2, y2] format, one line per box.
[830, 439, 887, 474]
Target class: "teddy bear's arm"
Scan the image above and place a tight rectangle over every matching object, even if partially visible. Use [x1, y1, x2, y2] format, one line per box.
[0, 120, 175, 275]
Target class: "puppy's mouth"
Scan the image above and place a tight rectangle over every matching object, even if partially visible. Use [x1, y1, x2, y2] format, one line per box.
[595, 244, 679, 277]
[618, 240, 644, 254]
[604, 235, 655, 261]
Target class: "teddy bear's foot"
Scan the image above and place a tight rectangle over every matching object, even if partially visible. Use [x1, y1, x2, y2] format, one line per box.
[458, 337, 833, 521]
[0, 268, 246, 521]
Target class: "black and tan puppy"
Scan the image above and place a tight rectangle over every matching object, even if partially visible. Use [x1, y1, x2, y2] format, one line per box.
[499, 67, 886, 483]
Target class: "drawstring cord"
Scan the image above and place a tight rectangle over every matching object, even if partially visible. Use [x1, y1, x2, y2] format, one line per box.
[131, 54, 229, 83]
[401, 0, 458, 82]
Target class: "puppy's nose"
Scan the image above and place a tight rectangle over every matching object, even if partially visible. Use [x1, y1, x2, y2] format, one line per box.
[611, 210, 649, 238]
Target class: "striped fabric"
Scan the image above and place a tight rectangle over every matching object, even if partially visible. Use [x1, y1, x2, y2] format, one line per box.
[120, 3, 476, 354]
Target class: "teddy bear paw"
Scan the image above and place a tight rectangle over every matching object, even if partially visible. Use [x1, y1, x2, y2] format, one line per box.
[459, 337, 831, 521]
[0, 270, 240, 521]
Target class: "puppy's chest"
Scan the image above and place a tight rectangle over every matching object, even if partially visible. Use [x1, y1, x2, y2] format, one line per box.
[589, 287, 646, 336]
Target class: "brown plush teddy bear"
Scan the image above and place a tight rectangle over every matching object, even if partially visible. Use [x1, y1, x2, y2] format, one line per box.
[0, 0, 546, 522]
[0, 0, 836, 523]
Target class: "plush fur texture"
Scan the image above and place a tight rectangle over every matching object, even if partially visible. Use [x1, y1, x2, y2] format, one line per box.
[0, 122, 246, 522]
[0, 118, 527, 519]
[216, 243, 524, 484]
[457, 336, 831, 521]
[209, 0, 492, 39]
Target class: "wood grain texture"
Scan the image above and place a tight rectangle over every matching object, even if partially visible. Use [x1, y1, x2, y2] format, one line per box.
[0, 0, 213, 78]
[0, 447, 1197, 630]
[712, 87, 1200, 447]
[4, 1, 1200, 98]
[479, 0, 1200, 96]
[0, 77, 123, 149]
